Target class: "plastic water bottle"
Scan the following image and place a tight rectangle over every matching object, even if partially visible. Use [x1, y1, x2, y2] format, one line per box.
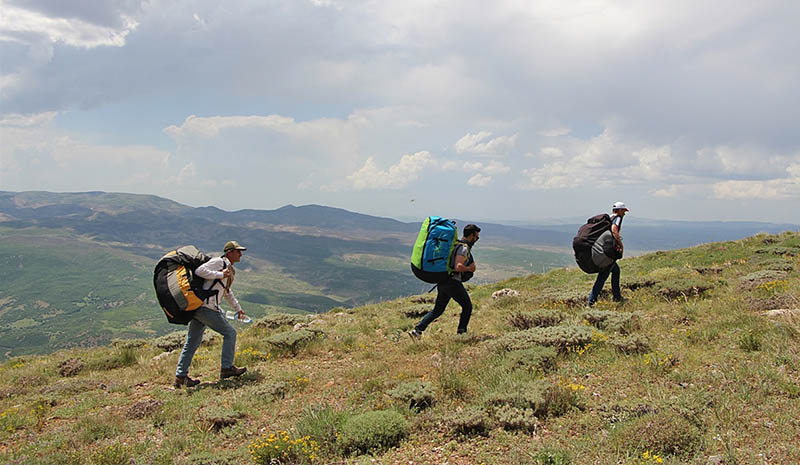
[225, 311, 252, 323]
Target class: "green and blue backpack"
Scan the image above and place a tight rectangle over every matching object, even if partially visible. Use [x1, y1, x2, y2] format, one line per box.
[410, 216, 459, 284]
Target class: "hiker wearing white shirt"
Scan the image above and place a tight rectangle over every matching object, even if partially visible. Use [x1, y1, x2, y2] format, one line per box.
[174, 240, 249, 387]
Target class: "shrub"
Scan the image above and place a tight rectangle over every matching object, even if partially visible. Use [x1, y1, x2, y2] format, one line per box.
[738, 329, 762, 352]
[622, 277, 657, 290]
[90, 443, 131, 465]
[126, 399, 163, 420]
[249, 430, 320, 465]
[197, 405, 245, 432]
[266, 329, 323, 355]
[657, 278, 713, 300]
[582, 310, 639, 334]
[441, 407, 491, 437]
[484, 380, 547, 412]
[154, 331, 187, 351]
[531, 447, 572, 465]
[739, 270, 788, 289]
[401, 304, 430, 318]
[387, 380, 436, 411]
[437, 365, 472, 401]
[0, 406, 26, 434]
[534, 288, 588, 308]
[609, 335, 650, 354]
[494, 326, 593, 353]
[508, 310, 565, 330]
[86, 347, 138, 371]
[503, 346, 559, 373]
[337, 410, 409, 455]
[235, 346, 272, 365]
[610, 411, 703, 456]
[251, 380, 291, 401]
[295, 404, 350, 456]
[495, 405, 539, 432]
[110, 338, 148, 349]
[253, 313, 311, 329]
[57, 358, 84, 377]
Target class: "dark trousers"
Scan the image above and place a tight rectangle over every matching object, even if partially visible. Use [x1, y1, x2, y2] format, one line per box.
[415, 279, 473, 334]
[588, 262, 621, 304]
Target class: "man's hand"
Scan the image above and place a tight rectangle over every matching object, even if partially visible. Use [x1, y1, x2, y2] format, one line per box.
[237, 310, 246, 320]
[222, 268, 232, 279]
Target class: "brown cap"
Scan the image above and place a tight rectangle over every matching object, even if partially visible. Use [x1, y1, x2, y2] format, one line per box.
[223, 240, 247, 253]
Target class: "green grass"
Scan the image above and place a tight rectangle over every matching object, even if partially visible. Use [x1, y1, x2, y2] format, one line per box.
[0, 231, 799, 464]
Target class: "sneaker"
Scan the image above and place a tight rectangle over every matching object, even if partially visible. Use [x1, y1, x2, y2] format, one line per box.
[408, 329, 422, 340]
[174, 375, 200, 388]
[220, 366, 247, 379]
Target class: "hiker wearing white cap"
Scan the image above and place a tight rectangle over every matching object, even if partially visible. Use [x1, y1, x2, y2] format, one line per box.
[175, 240, 250, 387]
[587, 203, 628, 306]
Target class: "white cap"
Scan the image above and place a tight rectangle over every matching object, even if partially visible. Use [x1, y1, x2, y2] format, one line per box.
[612, 201, 629, 211]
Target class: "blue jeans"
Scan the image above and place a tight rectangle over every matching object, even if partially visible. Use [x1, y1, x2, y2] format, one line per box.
[175, 306, 237, 377]
[588, 262, 621, 304]
[415, 279, 473, 334]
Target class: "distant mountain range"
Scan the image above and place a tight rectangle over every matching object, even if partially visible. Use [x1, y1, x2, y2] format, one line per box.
[1, 190, 797, 358]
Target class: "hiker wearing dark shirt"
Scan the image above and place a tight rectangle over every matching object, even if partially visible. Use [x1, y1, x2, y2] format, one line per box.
[410, 224, 480, 337]
[587, 202, 628, 306]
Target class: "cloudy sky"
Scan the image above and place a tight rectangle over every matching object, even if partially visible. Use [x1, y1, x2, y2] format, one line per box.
[1, 0, 799, 223]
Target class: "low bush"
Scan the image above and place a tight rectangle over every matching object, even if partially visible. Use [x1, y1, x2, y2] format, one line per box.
[738, 329, 762, 352]
[610, 411, 703, 456]
[441, 407, 491, 437]
[508, 310, 565, 330]
[387, 380, 436, 411]
[253, 313, 311, 330]
[90, 443, 132, 465]
[249, 430, 320, 465]
[622, 277, 657, 290]
[338, 410, 409, 455]
[154, 331, 186, 351]
[125, 398, 162, 420]
[85, 347, 138, 371]
[609, 335, 650, 354]
[110, 338, 148, 349]
[401, 304, 430, 318]
[57, 358, 84, 377]
[531, 448, 572, 465]
[494, 405, 538, 432]
[295, 404, 349, 457]
[494, 326, 593, 353]
[503, 346, 559, 373]
[582, 310, 639, 334]
[251, 380, 291, 401]
[534, 288, 588, 308]
[657, 278, 714, 300]
[266, 329, 323, 355]
[197, 405, 245, 432]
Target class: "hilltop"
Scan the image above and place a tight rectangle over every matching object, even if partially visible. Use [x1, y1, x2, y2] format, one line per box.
[0, 190, 574, 359]
[1, 231, 799, 464]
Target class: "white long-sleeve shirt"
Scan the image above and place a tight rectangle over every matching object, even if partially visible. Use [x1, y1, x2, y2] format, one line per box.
[194, 256, 243, 313]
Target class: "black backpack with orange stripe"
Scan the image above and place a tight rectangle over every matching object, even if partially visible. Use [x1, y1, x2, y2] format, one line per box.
[153, 245, 222, 325]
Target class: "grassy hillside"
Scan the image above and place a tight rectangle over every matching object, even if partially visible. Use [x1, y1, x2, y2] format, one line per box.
[2, 232, 799, 464]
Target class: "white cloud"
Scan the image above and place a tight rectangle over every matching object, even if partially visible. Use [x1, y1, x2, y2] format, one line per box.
[539, 147, 564, 158]
[0, 3, 139, 49]
[454, 131, 518, 155]
[345, 151, 435, 190]
[467, 173, 491, 187]
[651, 185, 680, 198]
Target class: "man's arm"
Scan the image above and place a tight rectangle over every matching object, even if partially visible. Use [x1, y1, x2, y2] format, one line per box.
[195, 257, 231, 280]
[612, 224, 623, 252]
[454, 253, 476, 273]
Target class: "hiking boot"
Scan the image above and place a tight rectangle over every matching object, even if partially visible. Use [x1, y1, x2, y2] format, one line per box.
[174, 375, 200, 388]
[613, 296, 627, 303]
[408, 329, 422, 340]
[220, 366, 247, 379]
